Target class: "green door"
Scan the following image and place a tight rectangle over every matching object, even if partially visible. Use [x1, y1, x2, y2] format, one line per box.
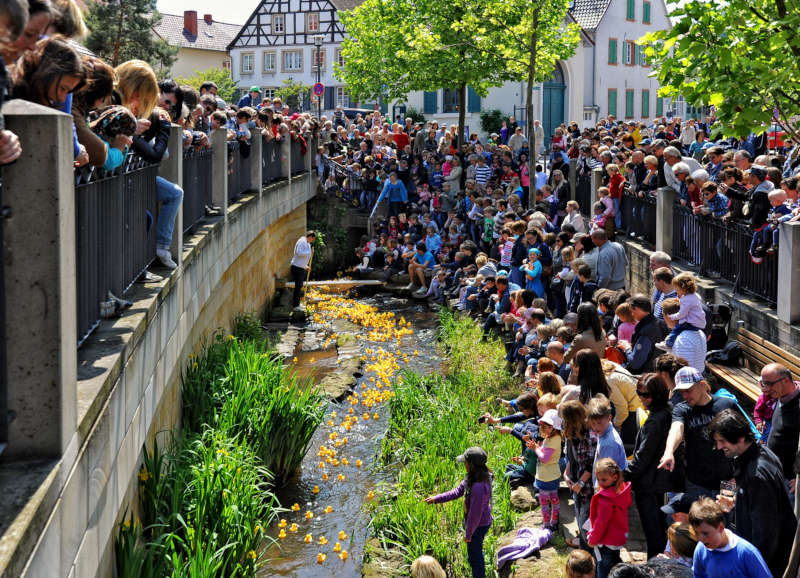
[542, 64, 566, 149]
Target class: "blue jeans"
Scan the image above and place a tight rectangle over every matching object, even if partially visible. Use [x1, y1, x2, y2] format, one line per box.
[612, 197, 621, 229]
[156, 176, 183, 250]
[596, 546, 621, 578]
[467, 524, 491, 578]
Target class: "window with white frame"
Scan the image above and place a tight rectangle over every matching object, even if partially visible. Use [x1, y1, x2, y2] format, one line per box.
[335, 48, 344, 68]
[311, 47, 325, 71]
[262, 88, 277, 100]
[624, 41, 634, 65]
[282, 50, 303, 72]
[263, 51, 276, 73]
[336, 87, 351, 107]
[272, 14, 285, 34]
[241, 52, 254, 74]
[306, 13, 320, 32]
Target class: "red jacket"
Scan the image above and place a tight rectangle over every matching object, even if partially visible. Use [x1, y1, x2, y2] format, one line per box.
[608, 173, 625, 200]
[587, 482, 631, 547]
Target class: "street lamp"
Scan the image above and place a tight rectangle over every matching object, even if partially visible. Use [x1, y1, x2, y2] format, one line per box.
[313, 34, 324, 119]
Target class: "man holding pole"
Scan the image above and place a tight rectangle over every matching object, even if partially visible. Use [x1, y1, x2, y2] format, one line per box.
[290, 231, 316, 309]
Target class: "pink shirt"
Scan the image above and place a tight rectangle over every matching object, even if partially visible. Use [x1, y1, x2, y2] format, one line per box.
[617, 321, 635, 343]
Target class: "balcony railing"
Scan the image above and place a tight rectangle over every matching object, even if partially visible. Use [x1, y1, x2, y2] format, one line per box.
[75, 155, 159, 345]
[227, 140, 253, 204]
[262, 138, 283, 184]
[618, 189, 657, 247]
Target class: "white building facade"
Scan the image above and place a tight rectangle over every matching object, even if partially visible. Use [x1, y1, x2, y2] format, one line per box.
[228, 0, 671, 142]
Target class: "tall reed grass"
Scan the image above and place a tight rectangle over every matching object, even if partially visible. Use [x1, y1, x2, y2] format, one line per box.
[116, 312, 326, 576]
[369, 310, 520, 576]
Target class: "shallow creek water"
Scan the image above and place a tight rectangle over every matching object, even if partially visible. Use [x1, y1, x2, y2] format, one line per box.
[259, 294, 441, 577]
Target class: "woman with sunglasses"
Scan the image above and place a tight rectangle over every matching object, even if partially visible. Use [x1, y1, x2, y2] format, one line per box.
[624, 373, 680, 559]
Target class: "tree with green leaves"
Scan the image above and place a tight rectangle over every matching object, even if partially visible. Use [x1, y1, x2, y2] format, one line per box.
[641, 0, 800, 140]
[85, 0, 177, 71]
[176, 67, 238, 103]
[336, 0, 522, 149]
[276, 78, 309, 111]
[456, 0, 579, 166]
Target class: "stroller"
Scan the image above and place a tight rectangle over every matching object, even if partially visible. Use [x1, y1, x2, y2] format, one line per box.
[706, 302, 733, 352]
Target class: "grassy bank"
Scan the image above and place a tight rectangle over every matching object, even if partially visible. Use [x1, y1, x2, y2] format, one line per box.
[368, 310, 525, 576]
[115, 313, 327, 577]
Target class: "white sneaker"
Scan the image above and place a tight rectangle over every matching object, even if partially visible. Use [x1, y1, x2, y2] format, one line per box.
[405, 283, 416, 290]
[156, 249, 178, 269]
[415, 287, 428, 296]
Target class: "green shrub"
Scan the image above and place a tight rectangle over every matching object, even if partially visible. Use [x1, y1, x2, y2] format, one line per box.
[479, 109, 505, 136]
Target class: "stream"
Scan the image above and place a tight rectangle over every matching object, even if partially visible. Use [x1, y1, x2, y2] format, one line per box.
[260, 293, 441, 577]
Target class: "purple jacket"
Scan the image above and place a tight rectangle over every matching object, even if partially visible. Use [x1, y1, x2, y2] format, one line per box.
[496, 527, 552, 569]
[431, 478, 493, 540]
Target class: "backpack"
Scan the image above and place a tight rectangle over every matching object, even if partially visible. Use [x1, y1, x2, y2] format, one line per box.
[714, 387, 761, 442]
[706, 340, 742, 366]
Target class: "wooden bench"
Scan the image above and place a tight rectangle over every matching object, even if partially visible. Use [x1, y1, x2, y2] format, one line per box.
[707, 327, 800, 404]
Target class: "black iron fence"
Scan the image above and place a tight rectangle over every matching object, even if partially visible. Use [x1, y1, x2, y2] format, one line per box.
[262, 138, 283, 184]
[75, 155, 159, 345]
[618, 189, 657, 247]
[291, 139, 305, 175]
[182, 147, 213, 233]
[672, 204, 778, 305]
[227, 140, 253, 204]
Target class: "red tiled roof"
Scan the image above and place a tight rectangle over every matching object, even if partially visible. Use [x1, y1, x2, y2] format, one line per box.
[153, 12, 240, 52]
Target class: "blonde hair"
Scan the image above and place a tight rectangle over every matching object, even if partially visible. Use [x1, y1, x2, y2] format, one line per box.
[475, 254, 488, 267]
[606, 163, 619, 174]
[538, 392, 559, 412]
[668, 522, 698, 560]
[615, 302, 634, 323]
[672, 272, 697, 294]
[561, 245, 576, 262]
[644, 155, 658, 167]
[114, 60, 158, 119]
[410, 555, 446, 578]
[597, 186, 610, 197]
[566, 200, 579, 211]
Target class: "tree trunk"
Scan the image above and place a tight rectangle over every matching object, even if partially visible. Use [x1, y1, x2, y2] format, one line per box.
[458, 82, 467, 150]
[527, 9, 540, 209]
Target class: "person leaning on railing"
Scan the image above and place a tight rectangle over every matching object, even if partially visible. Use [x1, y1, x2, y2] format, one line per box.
[72, 56, 118, 168]
[0, 0, 26, 167]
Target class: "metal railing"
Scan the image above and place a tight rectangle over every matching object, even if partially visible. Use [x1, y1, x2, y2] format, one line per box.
[575, 176, 591, 217]
[291, 139, 305, 175]
[672, 204, 778, 305]
[262, 138, 283, 184]
[227, 140, 253, 204]
[618, 189, 657, 247]
[182, 147, 213, 233]
[75, 155, 159, 345]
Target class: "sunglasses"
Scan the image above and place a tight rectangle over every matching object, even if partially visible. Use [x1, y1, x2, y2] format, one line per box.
[636, 389, 652, 398]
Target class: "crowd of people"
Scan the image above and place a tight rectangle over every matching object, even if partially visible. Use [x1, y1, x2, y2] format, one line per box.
[0, 0, 321, 308]
[317, 110, 800, 578]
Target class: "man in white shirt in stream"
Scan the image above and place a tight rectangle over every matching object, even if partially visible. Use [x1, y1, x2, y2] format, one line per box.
[290, 231, 316, 309]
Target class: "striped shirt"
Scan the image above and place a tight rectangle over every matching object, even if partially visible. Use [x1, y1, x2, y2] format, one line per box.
[672, 328, 707, 373]
[475, 164, 493, 185]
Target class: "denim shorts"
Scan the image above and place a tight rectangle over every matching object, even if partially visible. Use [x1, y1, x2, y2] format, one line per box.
[534, 478, 560, 492]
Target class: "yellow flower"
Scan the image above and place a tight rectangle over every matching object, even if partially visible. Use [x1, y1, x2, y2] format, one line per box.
[254, 524, 262, 534]
[191, 362, 198, 370]
[247, 550, 257, 560]
[138, 470, 150, 483]
[226, 334, 236, 341]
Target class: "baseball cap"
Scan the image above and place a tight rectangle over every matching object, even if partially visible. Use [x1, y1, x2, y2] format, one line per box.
[674, 367, 704, 391]
[539, 409, 562, 431]
[641, 138, 652, 145]
[661, 493, 694, 516]
[249, 85, 260, 92]
[456, 446, 488, 466]
[749, 165, 768, 180]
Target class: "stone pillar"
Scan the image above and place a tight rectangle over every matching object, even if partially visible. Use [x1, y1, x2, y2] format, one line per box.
[157, 124, 184, 266]
[3, 101, 77, 457]
[590, 167, 603, 206]
[568, 158, 577, 201]
[211, 129, 228, 218]
[656, 186, 677, 254]
[249, 135, 262, 194]
[777, 221, 800, 324]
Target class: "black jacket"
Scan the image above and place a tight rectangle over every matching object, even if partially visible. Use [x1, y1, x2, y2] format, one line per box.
[624, 406, 677, 493]
[626, 314, 664, 373]
[132, 114, 170, 164]
[733, 443, 797, 577]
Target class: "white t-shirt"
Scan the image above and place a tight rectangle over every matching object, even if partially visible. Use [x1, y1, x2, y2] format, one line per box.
[291, 236, 312, 269]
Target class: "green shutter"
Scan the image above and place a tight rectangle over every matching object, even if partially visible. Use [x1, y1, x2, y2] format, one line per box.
[643, 1, 651, 23]
[627, 0, 635, 19]
[423, 91, 437, 114]
[656, 96, 663, 116]
[467, 86, 481, 113]
[625, 90, 634, 117]
[641, 90, 650, 118]
[608, 89, 617, 117]
[608, 38, 617, 64]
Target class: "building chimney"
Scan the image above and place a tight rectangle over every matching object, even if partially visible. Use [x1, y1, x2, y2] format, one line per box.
[204, 14, 213, 25]
[183, 10, 198, 36]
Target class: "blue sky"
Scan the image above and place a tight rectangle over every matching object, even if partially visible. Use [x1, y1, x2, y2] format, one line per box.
[156, 0, 257, 25]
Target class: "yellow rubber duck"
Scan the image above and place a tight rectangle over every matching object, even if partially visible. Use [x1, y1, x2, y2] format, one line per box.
[304, 534, 313, 544]
[278, 529, 287, 539]
[289, 523, 298, 533]
[305, 511, 314, 520]
[339, 550, 349, 560]
[322, 472, 329, 481]
[337, 473, 346, 481]
[291, 503, 300, 511]
[339, 530, 348, 540]
[324, 505, 333, 514]
[318, 536, 328, 545]
[317, 553, 326, 564]
[367, 490, 375, 500]
[312, 485, 320, 494]
[355, 459, 363, 468]
[333, 542, 341, 553]
[278, 519, 287, 528]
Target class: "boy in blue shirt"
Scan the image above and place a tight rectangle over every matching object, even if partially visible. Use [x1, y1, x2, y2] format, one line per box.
[407, 242, 434, 295]
[689, 497, 771, 578]
[587, 395, 626, 487]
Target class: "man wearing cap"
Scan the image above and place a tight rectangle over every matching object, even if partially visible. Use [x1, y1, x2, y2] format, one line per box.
[237, 86, 260, 109]
[709, 408, 797, 577]
[658, 367, 738, 499]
